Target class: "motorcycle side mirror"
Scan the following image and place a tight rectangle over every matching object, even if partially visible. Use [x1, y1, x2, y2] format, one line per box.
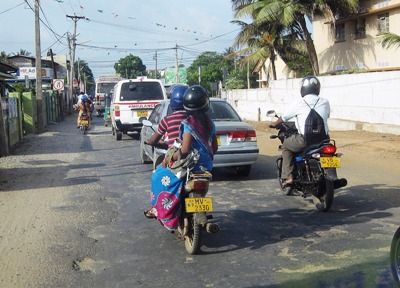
[142, 119, 152, 127]
[266, 110, 277, 117]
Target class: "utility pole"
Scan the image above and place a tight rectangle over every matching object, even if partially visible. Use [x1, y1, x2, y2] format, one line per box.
[35, 0, 44, 133]
[198, 66, 201, 85]
[175, 44, 179, 83]
[66, 14, 85, 107]
[153, 51, 158, 79]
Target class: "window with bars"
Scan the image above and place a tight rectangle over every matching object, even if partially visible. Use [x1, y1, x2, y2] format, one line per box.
[354, 18, 366, 39]
[377, 13, 389, 33]
[335, 23, 345, 42]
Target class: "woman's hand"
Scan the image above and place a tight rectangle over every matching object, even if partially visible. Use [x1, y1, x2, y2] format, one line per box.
[162, 155, 172, 168]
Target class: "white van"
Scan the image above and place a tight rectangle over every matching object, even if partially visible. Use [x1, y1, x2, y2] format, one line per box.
[110, 78, 167, 140]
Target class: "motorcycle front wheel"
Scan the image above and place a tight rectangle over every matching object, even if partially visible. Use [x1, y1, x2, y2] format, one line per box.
[391, 226, 400, 286]
[315, 179, 334, 211]
[184, 213, 202, 255]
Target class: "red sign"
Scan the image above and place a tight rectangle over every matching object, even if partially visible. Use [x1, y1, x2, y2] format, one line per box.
[53, 79, 64, 91]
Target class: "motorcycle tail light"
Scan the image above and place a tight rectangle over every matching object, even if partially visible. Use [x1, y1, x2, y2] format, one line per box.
[193, 181, 209, 194]
[321, 145, 336, 154]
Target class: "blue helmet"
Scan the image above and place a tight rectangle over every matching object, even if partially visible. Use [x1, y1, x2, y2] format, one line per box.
[81, 95, 88, 102]
[170, 85, 188, 111]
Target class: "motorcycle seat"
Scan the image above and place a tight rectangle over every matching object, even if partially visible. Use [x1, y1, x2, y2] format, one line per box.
[299, 138, 331, 156]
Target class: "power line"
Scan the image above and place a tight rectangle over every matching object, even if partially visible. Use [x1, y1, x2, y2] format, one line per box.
[0, 1, 25, 15]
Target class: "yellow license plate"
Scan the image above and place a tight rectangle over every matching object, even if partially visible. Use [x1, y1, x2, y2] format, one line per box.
[217, 135, 221, 146]
[81, 120, 89, 125]
[320, 157, 340, 168]
[137, 111, 148, 117]
[185, 197, 213, 213]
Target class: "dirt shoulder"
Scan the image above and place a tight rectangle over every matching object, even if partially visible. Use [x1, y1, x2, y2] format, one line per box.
[248, 120, 400, 187]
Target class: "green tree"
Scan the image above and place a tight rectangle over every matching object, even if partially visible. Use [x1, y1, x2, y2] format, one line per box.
[16, 49, 31, 56]
[380, 32, 400, 50]
[0, 51, 9, 60]
[225, 68, 257, 89]
[114, 54, 146, 79]
[74, 59, 95, 94]
[187, 51, 228, 90]
[10, 83, 30, 93]
[231, 0, 358, 75]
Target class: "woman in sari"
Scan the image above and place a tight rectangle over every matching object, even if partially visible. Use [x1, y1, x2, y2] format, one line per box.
[144, 85, 218, 231]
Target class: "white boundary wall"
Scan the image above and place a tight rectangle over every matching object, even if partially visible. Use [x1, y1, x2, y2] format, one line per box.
[222, 71, 400, 135]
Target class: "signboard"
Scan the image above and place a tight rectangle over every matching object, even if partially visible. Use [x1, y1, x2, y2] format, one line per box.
[53, 79, 64, 91]
[17, 67, 54, 79]
[164, 68, 187, 85]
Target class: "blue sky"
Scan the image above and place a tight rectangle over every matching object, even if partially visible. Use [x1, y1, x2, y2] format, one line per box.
[0, 0, 241, 78]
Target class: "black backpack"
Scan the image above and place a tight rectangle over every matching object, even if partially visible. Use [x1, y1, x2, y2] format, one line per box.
[303, 99, 327, 145]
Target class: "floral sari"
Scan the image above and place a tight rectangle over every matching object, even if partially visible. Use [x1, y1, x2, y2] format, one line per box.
[149, 115, 215, 231]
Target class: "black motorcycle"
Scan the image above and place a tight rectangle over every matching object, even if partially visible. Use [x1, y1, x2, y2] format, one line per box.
[391, 226, 400, 286]
[267, 110, 347, 211]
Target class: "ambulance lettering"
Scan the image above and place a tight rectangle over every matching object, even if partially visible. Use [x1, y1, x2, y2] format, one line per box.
[128, 103, 157, 109]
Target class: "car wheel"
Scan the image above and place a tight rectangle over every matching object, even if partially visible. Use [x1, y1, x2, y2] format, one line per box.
[237, 165, 251, 177]
[115, 130, 122, 141]
[140, 141, 152, 164]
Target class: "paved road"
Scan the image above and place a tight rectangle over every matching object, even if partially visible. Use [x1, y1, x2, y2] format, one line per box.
[0, 114, 398, 288]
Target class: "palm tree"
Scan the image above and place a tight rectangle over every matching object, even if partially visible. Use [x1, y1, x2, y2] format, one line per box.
[74, 59, 95, 93]
[380, 32, 400, 50]
[0, 51, 9, 60]
[231, 9, 309, 80]
[231, 0, 359, 75]
[16, 49, 31, 56]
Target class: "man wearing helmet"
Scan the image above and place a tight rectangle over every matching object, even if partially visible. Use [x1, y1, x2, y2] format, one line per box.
[144, 84, 189, 148]
[76, 94, 92, 129]
[270, 75, 330, 186]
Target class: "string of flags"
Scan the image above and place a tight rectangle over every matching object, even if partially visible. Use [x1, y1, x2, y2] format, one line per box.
[54, 0, 213, 38]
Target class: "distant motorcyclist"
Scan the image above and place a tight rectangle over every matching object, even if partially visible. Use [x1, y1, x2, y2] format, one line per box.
[144, 84, 189, 149]
[76, 94, 91, 129]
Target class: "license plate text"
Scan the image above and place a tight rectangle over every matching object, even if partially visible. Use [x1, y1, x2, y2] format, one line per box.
[320, 157, 340, 168]
[185, 197, 213, 213]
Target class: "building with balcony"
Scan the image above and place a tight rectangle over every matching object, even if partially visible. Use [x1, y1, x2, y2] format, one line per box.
[313, 0, 400, 74]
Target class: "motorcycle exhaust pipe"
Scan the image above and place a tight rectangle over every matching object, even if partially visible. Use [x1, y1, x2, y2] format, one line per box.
[334, 178, 347, 189]
[205, 223, 220, 234]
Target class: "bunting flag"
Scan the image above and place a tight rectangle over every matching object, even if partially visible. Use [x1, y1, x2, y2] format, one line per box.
[56, 1, 214, 38]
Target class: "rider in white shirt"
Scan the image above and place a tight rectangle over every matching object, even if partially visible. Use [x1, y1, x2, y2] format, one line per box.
[270, 76, 331, 186]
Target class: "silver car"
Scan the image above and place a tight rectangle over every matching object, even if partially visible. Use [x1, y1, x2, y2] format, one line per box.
[140, 98, 259, 176]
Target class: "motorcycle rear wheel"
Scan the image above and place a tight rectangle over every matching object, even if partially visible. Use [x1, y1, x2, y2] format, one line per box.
[184, 213, 202, 255]
[315, 179, 334, 211]
[391, 227, 400, 286]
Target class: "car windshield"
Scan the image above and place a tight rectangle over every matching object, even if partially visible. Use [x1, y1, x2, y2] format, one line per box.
[97, 83, 116, 94]
[207, 101, 241, 121]
[120, 82, 164, 101]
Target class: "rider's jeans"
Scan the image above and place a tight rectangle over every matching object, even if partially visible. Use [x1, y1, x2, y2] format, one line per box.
[282, 133, 307, 179]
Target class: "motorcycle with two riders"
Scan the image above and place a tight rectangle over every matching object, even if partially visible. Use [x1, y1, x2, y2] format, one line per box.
[142, 119, 219, 255]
